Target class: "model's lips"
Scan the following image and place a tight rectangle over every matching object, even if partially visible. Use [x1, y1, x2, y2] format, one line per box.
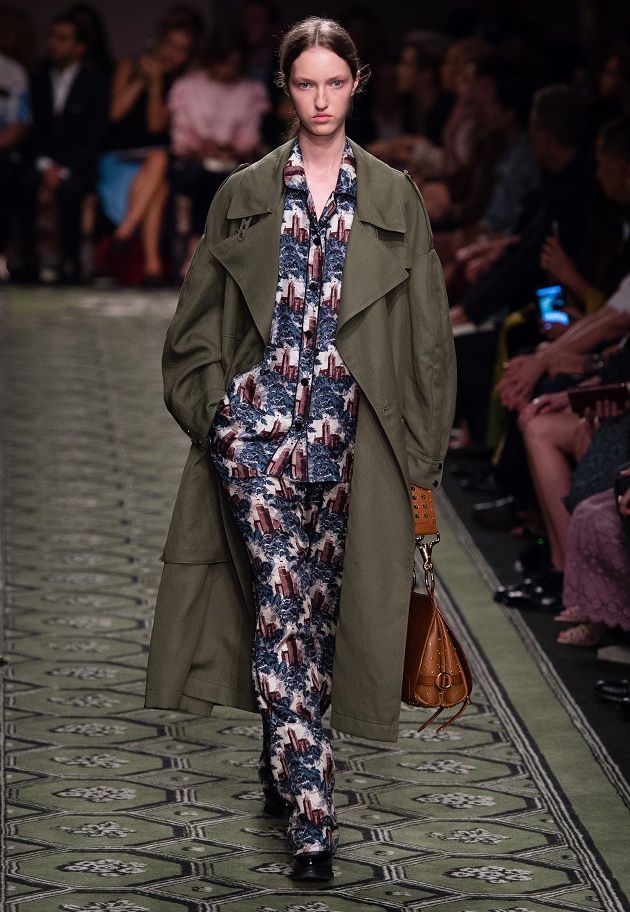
[313, 114, 332, 121]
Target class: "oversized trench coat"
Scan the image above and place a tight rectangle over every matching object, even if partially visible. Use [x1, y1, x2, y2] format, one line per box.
[144, 137, 457, 743]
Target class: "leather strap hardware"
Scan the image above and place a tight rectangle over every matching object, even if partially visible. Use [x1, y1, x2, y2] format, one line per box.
[411, 482, 438, 537]
[417, 672, 464, 689]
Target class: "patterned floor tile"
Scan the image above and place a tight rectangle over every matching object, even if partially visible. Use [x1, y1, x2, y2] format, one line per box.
[1, 287, 628, 910]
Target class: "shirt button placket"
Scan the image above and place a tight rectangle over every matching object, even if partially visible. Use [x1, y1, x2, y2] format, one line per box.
[296, 221, 320, 444]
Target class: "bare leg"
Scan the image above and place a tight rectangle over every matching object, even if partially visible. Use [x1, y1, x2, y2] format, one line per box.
[523, 411, 591, 572]
[141, 179, 169, 277]
[115, 150, 169, 241]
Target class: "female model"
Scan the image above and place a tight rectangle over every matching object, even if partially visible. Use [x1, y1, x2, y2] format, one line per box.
[145, 16, 456, 882]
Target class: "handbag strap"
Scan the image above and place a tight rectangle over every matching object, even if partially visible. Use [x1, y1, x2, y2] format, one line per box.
[411, 483, 439, 594]
[411, 483, 438, 537]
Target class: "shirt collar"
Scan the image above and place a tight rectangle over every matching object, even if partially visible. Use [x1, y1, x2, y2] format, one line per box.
[51, 60, 81, 83]
[283, 136, 357, 200]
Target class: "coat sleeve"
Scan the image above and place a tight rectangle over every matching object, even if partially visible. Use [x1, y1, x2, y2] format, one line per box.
[161, 170, 242, 450]
[401, 172, 457, 490]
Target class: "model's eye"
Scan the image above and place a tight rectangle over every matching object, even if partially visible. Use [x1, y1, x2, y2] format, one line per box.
[297, 81, 311, 89]
[332, 80, 344, 88]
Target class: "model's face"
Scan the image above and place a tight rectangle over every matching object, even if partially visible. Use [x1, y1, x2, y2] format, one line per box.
[288, 47, 358, 138]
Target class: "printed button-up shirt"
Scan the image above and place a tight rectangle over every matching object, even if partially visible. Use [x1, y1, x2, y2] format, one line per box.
[209, 137, 360, 483]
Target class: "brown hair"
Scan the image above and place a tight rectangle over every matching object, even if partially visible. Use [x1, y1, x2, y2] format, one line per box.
[530, 84, 594, 148]
[276, 16, 369, 136]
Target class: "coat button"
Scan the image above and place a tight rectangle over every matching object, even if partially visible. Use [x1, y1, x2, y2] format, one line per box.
[313, 235, 321, 245]
[309, 281, 319, 291]
[294, 418, 304, 430]
[300, 377, 309, 386]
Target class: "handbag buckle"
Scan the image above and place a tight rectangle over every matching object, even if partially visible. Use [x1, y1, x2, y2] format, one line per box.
[413, 533, 440, 594]
[436, 671, 452, 690]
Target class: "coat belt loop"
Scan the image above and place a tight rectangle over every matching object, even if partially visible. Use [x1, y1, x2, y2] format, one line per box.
[237, 216, 253, 242]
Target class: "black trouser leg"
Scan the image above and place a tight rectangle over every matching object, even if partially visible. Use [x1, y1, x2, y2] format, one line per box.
[57, 174, 87, 276]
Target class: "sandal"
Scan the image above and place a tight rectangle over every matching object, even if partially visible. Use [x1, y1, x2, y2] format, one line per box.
[557, 622, 607, 647]
[554, 605, 587, 623]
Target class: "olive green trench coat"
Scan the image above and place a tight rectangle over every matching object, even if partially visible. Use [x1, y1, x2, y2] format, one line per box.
[144, 137, 456, 742]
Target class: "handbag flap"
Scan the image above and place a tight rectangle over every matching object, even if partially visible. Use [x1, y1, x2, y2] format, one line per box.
[403, 590, 472, 710]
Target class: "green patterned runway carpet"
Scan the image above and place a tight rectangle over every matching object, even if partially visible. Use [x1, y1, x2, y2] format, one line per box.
[1, 287, 629, 911]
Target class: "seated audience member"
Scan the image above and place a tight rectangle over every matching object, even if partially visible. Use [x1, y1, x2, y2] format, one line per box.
[21, 13, 108, 283]
[392, 32, 452, 146]
[168, 24, 270, 274]
[435, 55, 538, 276]
[455, 113, 630, 452]
[450, 84, 596, 328]
[595, 43, 630, 124]
[369, 56, 405, 140]
[241, 0, 282, 149]
[489, 280, 630, 608]
[510, 358, 630, 612]
[337, 6, 379, 145]
[65, 3, 113, 75]
[555, 472, 630, 647]
[0, 23, 31, 281]
[498, 116, 630, 411]
[98, 12, 199, 284]
[369, 36, 489, 183]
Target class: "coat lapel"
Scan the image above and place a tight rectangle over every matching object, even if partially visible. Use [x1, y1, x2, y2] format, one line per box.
[337, 217, 408, 332]
[208, 137, 410, 343]
[209, 200, 284, 343]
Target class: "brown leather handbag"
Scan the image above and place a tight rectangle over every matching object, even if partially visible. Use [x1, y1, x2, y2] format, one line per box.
[401, 484, 473, 731]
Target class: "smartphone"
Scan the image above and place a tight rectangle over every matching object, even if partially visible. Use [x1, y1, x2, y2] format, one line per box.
[536, 284, 570, 326]
[568, 383, 630, 415]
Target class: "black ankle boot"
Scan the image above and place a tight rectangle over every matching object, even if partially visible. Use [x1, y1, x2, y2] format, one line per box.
[290, 849, 334, 881]
[262, 793, 291, 818]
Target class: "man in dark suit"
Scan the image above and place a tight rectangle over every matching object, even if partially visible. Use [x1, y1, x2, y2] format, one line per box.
[21, 13, 108, 282]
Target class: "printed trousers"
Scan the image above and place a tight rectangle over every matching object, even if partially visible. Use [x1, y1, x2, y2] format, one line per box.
[219, 473, 351, 855]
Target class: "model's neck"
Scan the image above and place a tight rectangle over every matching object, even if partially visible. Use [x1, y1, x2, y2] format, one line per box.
[298, 125, 347, 174]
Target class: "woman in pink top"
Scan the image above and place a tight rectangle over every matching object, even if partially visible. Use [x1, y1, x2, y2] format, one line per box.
[169, 25, 270, 272]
